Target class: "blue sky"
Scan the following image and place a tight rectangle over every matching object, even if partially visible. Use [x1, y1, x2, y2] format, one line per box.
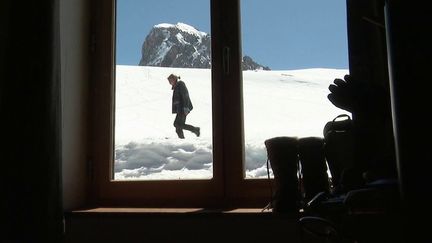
[116, 0, 348, 70]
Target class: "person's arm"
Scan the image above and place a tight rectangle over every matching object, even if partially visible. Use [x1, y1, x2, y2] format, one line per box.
[178, 82, 191, 115]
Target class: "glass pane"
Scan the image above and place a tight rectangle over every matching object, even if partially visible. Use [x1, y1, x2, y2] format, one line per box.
[241, 0, 349, 178]
[114, 0, 212, 180]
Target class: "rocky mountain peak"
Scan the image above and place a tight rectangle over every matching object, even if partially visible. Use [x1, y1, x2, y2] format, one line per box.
[139, 22, 270, 70]
[139, 22, 211, 68]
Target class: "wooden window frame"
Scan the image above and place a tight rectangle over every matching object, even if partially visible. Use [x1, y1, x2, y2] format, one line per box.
[89, 0, 272, 208]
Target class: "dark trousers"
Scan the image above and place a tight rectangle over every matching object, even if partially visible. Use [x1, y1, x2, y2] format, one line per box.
[173, 113, 197, 138]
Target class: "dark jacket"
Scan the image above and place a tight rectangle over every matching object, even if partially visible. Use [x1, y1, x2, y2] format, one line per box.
[172, 80, 193, 114]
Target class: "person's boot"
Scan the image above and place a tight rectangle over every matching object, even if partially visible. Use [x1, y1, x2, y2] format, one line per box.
[264, 136, 300, 214]
[176, 128, 185, 139]
[194, 127, 200, 137]
[298, 137, 330, 203]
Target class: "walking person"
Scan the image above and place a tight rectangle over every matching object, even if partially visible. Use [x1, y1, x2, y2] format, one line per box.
[167, 74, 200, 139]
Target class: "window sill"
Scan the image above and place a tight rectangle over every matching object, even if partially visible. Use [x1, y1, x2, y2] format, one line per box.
[64, 207, 305, 220]
[66, 207, 285, 216]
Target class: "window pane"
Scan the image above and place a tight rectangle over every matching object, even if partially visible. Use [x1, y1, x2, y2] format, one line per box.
[114, 0, 212, 180]
[241, 0, 350, 178]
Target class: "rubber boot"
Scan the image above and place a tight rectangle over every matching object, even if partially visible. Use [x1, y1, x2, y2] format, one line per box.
[298, 137, 330, 203]
[264, 136, 300, 214]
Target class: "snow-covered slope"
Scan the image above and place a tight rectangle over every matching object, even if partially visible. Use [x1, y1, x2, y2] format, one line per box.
[114, 65, 349, 180]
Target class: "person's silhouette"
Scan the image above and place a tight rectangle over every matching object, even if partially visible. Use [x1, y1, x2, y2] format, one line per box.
[167, 74, 200, 139]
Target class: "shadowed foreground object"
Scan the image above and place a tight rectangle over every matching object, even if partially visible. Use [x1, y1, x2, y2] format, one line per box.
[265, 136, 300, 214]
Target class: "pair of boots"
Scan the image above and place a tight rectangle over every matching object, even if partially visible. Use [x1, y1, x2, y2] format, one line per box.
[265, 136, 330, 213]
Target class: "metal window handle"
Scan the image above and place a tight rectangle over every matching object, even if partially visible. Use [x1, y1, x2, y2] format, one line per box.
[223, 46, 230, 75]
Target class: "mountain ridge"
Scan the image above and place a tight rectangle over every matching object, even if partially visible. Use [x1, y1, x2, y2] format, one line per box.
[139, 22, 270, 70]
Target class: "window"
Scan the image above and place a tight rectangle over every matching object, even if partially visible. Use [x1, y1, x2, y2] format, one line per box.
[90, 0, 266, 207]
[90, 0, 348, 208]
[114, 1, 213, 181]
[241, 0, 349, 179]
